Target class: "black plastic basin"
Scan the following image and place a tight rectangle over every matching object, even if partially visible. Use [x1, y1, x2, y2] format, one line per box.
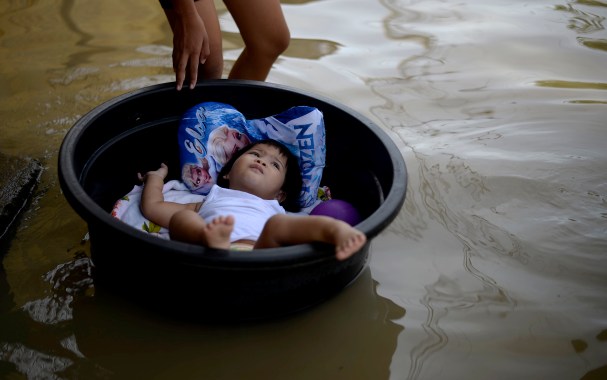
[58, 80, 407, 321]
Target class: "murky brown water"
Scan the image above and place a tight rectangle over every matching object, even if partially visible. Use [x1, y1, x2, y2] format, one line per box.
[1, 0, 606, 378]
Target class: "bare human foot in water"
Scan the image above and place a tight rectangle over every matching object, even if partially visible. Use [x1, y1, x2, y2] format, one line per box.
[199, 215, 234, 249]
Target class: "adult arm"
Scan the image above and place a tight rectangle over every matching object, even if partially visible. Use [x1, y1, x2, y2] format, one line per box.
[170, 0, 211, 90]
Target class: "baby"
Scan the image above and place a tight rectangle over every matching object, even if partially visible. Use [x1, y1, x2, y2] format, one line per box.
[139, 139, 366, 260]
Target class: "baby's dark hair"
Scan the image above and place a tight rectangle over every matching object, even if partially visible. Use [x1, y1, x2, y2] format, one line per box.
[217, 139, 302, 212]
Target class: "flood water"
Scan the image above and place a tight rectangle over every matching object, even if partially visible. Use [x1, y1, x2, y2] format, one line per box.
[1, 0, 606, 378]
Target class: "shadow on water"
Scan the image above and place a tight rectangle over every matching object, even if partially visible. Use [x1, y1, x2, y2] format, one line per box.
[0, 243, 98, 378]
[1, 244, 405, 379]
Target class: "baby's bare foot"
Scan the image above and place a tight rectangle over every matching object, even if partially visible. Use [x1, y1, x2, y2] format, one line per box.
[200, 215, 234, 249]
[334, 223, 367, 261]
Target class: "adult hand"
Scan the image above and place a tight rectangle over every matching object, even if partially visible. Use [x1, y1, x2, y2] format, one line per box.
[171, 1, 210, 90]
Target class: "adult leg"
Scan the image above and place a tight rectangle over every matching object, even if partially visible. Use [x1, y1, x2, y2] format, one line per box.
[163, 0, 224, 83]
[169, 210, 234, 249]
[224, 0, 290, 80]
[255, 215, 367, 260]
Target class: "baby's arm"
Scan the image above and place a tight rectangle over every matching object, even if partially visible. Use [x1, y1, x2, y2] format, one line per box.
[139, 163, 199, 228]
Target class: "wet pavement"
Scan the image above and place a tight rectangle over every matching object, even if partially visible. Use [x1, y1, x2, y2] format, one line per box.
[0, 152, 43, 254]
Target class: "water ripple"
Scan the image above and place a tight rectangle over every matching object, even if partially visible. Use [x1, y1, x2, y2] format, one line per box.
[22, 253, 93, 325]
[555, 2, 605, 33]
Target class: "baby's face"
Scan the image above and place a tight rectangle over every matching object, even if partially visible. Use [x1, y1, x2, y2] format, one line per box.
[227, 143, 287, 201]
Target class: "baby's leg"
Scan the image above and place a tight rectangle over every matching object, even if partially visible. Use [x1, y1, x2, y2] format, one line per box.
[255, 214, 367, 261]
[169, 210, 233, 249]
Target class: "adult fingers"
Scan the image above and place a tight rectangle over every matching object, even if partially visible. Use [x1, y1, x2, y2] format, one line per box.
[174, 49, 188, 91]
[187, 53, 199, 90]
[200, 34, 210, 65]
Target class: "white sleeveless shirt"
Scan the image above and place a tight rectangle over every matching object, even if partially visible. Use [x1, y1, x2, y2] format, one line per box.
[198, 185, 285, 242]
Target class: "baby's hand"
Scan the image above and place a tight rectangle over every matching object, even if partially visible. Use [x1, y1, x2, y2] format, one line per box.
[138, 163, 169, 182]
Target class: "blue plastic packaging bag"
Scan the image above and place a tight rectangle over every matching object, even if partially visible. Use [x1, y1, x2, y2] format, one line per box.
[178, 102, 326, 208]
